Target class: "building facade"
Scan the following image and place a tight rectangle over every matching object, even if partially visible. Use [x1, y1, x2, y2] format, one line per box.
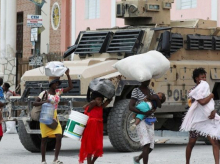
[171, 0, 220, 26]
[0, 0, 219, 90]
[0, 0, 72, 89]
[72, 0, 219, 45]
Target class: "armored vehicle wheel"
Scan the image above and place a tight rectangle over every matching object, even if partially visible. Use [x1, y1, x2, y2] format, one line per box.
[203, 100, 220, 145]
[107, 99, 141, 152]
[18, 121, 56, 152]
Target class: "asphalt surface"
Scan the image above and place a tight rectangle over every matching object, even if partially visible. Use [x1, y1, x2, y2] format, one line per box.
[0, 134, 217, 164]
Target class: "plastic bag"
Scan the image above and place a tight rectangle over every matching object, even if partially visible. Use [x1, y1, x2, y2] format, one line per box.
[45, 61, 68, 77]
[145, 117, 157, 125]
[87, 79, 115, 100]
[113, 50, 170, 82]
[5, 121, 17, 134]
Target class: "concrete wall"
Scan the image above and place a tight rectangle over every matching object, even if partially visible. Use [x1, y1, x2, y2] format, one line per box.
[60, 0, 71, 52]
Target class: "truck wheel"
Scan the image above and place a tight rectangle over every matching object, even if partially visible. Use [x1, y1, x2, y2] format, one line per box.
[107, 99, 141, 152]
[18, 121, 56, 152]
[204, 100, 220, 145]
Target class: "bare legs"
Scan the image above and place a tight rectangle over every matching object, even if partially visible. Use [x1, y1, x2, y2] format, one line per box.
[54, 134, 62, 162]
[186, 136, 219, 164]
[207, 136, 219, 164]
[87, 156, 92, 164]
[134, 144, 152, 164]
[41, 134, 62, 163]
[41, 137, 48, 162]
[87, 155, 99, 164]
[186, 137, 197, 164]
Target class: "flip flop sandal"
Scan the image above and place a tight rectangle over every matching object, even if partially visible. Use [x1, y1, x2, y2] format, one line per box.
[130, 119, 135, 124]
[52, 160, 63, 164]
[129, 124, 137, 131]
[133, 157, 140, 164]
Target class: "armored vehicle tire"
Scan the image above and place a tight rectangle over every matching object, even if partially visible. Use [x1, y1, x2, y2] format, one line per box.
[18, 121, 56, 152]
[203, 100, 220, 145]
[107, 99, 141, 152]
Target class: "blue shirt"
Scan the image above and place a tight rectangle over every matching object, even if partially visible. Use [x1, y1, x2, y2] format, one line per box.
[0, 86, 4, 99]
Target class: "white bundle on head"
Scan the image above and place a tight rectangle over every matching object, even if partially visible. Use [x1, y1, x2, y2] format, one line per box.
[45, 61, 68, 77]
[113, 50, 170, 82]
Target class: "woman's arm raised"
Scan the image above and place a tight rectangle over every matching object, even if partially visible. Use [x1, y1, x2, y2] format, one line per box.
[63, 69, 73, 93]
[102, 99, 112, 108]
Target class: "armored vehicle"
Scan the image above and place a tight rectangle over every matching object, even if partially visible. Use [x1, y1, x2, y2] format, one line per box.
[6, 0, 220, 152]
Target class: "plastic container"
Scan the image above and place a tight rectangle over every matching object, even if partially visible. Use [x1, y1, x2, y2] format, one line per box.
[64, 111, 89, 140]
[39, 103, 55, 125]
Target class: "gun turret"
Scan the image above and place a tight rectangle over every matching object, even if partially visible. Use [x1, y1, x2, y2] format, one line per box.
[116, 0, 174, 26]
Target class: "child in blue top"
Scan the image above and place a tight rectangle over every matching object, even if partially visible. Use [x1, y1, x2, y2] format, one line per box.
[0, 78, 5, 140]
[0, 78, 4, 101]
[130, 92, 166, 130]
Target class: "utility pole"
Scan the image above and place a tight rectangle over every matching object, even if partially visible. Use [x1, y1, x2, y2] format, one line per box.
[35, 5, 41, 55]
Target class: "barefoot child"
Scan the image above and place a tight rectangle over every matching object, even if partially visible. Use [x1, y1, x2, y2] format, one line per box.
[0, 78, 5, 141]
[0, 78, 4, 102]
[79, 91, 112, 164]
[130, 92, 166, 130]
[0, 101, 4, 141]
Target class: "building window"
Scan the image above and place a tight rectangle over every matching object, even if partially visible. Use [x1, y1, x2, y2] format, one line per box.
[177, 0, 197, 9]
[85, 0, 100, 19]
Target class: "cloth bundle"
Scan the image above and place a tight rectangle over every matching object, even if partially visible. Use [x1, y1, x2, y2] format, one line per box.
[113, 50, 170, 82]
[87, 78, 115, 100]
[180, 80, 220, 139]
[45, 61, 68, 77]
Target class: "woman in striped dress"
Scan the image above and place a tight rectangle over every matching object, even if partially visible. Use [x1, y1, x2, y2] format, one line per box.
[129, 80, 161, 164]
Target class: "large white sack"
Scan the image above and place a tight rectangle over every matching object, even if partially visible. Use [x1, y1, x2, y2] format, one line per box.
[5, 121, 17, 134]
[113, 51, 170, 82]
[45, 61, 68, 77]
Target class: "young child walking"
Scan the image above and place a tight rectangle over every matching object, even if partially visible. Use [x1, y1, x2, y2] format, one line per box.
[0, 101, 4, 141]
[0, 78, 5, 141]
[130, 92, 166, 130]
[79, 91, 111, 164]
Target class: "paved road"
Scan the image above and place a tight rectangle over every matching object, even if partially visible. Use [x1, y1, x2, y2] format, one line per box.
[0, 134, 216, 164]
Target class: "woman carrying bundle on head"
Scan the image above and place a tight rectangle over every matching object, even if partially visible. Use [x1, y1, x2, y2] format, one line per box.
[79, 91, 112, 164]
[33, 69, 73, 164]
